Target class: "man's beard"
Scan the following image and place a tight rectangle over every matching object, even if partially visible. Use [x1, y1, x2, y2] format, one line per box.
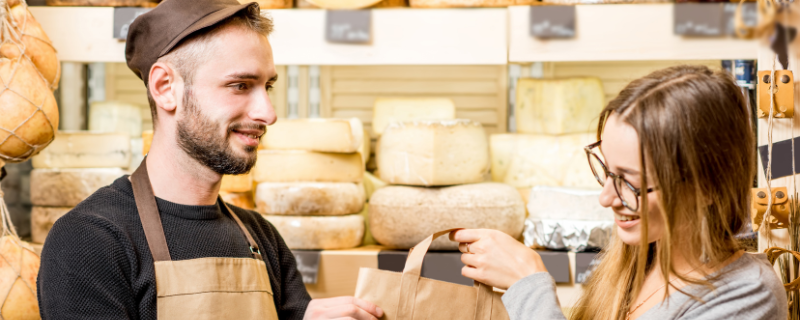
[176, 88, 262, 175]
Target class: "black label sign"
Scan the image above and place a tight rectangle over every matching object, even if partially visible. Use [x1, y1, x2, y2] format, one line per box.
[114, 7, 152, 40]
[723, 3, 757, 36]
[759, 137, 800, 181]
[538, 251, 570, 283]
[292, 250, 321, 284]
[575, 252, 601, 284]
[326, 10, 371, 44]
[674, 3, 724, 37]
[529, 6, 576, 39]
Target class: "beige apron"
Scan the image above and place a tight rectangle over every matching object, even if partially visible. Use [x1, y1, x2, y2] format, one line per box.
[131, 159, 280, 320]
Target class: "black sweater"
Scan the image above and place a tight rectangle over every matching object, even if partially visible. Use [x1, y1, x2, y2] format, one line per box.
[37, 176, 311, 319]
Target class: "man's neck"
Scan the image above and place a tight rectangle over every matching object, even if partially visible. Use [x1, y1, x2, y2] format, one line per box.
[144, 140, 222, 206]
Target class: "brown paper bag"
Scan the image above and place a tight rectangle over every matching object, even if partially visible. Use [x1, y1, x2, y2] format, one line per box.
[355, 229, 509, 320]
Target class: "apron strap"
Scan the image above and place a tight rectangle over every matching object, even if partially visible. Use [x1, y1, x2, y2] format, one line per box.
[131, 157, 172, 262]
[220, 200, 263, 260]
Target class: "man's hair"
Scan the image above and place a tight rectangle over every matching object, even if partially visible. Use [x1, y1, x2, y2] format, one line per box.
[145, 10, 273, 123]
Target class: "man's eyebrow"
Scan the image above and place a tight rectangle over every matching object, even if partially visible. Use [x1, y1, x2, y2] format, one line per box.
[225, 72, 261, 80]
[267, 74, 279, 83]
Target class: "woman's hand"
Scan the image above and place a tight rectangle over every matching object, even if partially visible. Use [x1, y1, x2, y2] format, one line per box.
[450, 229, 548, 290]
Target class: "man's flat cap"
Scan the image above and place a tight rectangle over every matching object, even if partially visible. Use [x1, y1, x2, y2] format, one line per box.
[125, 0, 259, 86]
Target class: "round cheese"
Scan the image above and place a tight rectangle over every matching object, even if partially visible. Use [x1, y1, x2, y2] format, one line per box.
[31, 206, 71, 244]
[262, 118, 364, 154]
[256, 182, 364, 216]
[30, 168, 124, 207]
[220, 191, 255, 210]
[220, 174, 253, 193]
[369, 182, 525, 250]
[1, 5, 60, 89]
[253, 150, 363, 183]
[31, 131, 131, 169]
[263, 214, 364, 250]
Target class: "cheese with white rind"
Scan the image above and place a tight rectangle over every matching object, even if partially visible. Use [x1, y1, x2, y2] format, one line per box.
[515, 77, 605, 135]
[377, 119, 488, 187]
[253, 150, 363, 183]
[255, 182, 365, 215]
[30, 168, 124, 207]
[490, 133, 598, 189]
[220, 174, 253, 193]
[263, 118, 363, 153]
[262, 214, 365, 250]
[32, 131, 131, 169]
[369, 183, 525, 250]
[31, 206, 71, 244]
[88, 101, 143, 138]
[371, 98, 456, 136]
[527, 186, 612, 221]
[363, 172, 387, 202]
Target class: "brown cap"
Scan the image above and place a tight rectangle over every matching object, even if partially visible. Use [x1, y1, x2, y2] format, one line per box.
[125, 0, 260, 87]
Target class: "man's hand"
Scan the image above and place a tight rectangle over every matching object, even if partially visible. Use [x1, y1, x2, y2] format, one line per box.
[450, 229, 548, 290]
[303, 296, 384, 320]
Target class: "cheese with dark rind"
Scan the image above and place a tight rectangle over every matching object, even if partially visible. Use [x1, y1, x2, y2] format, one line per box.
[255, 182, 364, 216]
[262, 214, 364, 250]
[369, 182, 525, 250]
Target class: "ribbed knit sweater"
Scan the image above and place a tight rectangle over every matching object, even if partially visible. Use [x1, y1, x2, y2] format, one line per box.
[37, 176, 311, 319]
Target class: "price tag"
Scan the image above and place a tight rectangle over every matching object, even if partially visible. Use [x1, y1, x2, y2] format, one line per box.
[723, 3, 757, 36]
[529, 6, 576, 39]
[113, 7, 152, 40]
[326, 10, 371, 44]
[674, 3, 724, 37]
[575, 252, 601, 284]
[292, 250, 321, 284]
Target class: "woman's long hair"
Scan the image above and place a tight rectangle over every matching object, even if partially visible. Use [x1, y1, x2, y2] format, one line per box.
[569, 65, 755, 320]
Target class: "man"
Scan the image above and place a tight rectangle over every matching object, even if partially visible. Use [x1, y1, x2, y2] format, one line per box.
[36, 1, 383, 319]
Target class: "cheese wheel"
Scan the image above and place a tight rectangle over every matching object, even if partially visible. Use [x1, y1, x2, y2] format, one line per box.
[220, 174, 253, 193]
[527, 186, 612, 221]
[263, 118, 363, 153]
[30, 168, 124, 207]
[32, 131, 131, 169]
[490, 133, 598, 189]
[515, 77, 604, 135]
[0, 5, 60, 89]
[0, 57, 58, 163]
[263, 214, 364, 250]
[410, 0, 535, 7]
[220, 191, 255, 210]
[31, 206, 71, 244]
[89, 101, 143, 138]
[377, 119, 488, 187]
[372, 98, 455, 137]
[253, 150, 363, 183]
[369, 183, 525, 250]
[255, 182, 364, 215]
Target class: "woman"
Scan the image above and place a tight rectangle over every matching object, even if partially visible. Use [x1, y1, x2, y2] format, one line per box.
[452, 65, 787, 319]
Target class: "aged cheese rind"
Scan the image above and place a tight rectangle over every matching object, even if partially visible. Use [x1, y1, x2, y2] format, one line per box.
[371, 98, 456, 136]
[221, 191, 255, 210]
[377, 119, 488, 187]
[220, 174, 253, 193]
[515, 77, 604, 135]
[527, 186, 612, 221]
[30, 168, 124, 207]
[88, 101, 143, 138]
[255, 182, 365, 215]
[31, 206, 71, 244]
[263, 214, 364, 250]
[369, 183, 525, 250]
[263, 118, 363, 153]
[253, 150, 363, 183]
[490, 133, 598, 189]
[32, 131, 131, 169]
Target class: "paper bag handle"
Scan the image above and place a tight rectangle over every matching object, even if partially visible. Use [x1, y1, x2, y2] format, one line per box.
[396, 228, 495, 320]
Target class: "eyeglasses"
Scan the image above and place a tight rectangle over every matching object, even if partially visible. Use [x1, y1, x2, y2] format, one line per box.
[584, 141, 655, 212]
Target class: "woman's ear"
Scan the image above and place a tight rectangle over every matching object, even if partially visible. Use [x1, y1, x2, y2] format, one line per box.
[148, 62, 179, 113]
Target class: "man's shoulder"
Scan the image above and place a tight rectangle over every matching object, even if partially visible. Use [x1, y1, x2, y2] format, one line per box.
[51, 176, 139, 236]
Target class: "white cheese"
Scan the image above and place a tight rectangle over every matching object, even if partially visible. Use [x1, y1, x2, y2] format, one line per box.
[253, 150, 363, 183]
[32, 131, 131, 169]
[490, 133, 598, 189]
[515, 77, 605, 135]
[377, 119, 488, 187]
[31, 206, 71, 244]
[255, 182, 364, 215]
[220, 173, 253, 193]
[371, 98, 456, 137]
[369, 182, 525, 250]
[262, 214, 364, 250]
[88, 101, 143, 138]
[362, 172, 387, 202]
[527, 186, 612, 221]
[263, 118, 364, 153]
[30, 168, 124, 207]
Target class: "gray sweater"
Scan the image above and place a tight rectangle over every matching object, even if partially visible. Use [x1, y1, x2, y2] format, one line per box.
[502, 253, 787, 320]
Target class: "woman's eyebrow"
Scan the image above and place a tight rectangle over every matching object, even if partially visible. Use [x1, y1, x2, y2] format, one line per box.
[616, 166, 640, 176]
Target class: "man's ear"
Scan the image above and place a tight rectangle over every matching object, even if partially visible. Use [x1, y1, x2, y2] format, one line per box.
[148, 62, 179, 113]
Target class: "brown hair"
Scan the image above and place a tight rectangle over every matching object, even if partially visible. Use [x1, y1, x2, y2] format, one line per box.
[145, 10, 273, 123]
[570, 65, 755, 319]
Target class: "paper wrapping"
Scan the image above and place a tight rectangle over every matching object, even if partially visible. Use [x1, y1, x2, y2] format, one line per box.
[523, 218, 614, 252]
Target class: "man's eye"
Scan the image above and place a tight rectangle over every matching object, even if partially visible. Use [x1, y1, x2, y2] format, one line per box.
[266, 84, 274, 92]
[231, 83, 248, 91]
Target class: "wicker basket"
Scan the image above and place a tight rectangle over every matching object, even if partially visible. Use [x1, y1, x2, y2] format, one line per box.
[409, 0, 534, 7]
[298, 0, 406, 9]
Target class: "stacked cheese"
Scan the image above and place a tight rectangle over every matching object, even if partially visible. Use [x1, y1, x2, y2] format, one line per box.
[370, 98, 525, 250]
[30, 131, 130, 243]
[491, 77, 605, 192]
[88, 101, 144, 171]
[220, 173, 255, 210]
[254, 118, 367, 250]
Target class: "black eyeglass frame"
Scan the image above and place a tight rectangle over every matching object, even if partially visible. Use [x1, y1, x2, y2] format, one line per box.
[584, 140, 656, 212]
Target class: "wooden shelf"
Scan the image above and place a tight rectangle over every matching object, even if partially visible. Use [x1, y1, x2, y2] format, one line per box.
[508, 4, 758, 62]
